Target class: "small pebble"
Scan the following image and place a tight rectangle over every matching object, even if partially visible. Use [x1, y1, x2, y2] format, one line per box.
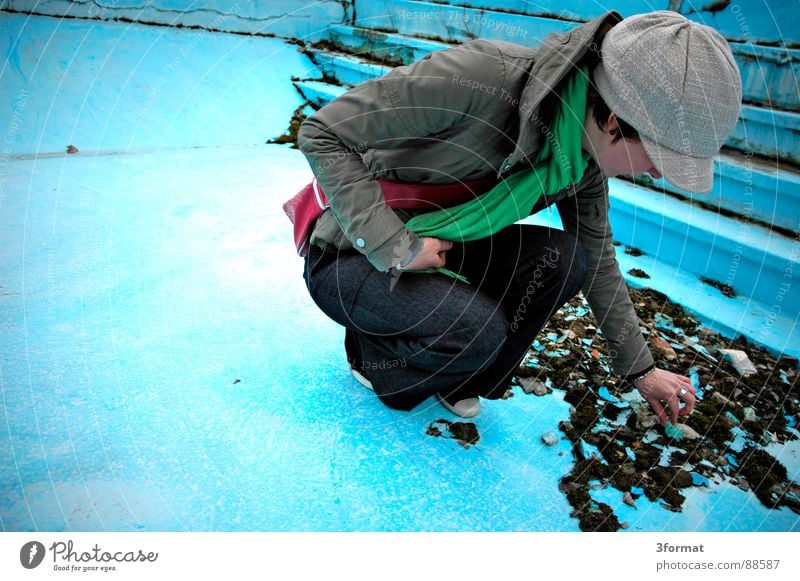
[558, 329, 576, 342]
[635, 411, 659, 431]
[622, 491, 637, 508]
[541, 431, 560, 446]
[520, 377, 548, 396]
[711, 391, 734, 407]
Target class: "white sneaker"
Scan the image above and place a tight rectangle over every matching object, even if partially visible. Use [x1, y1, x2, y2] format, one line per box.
[349, 364, 374, 391]
[436, 393, 480, 418]
[345, 330, 373, 391]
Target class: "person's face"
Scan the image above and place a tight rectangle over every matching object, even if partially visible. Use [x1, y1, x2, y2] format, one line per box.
[583, 111, 662, 180]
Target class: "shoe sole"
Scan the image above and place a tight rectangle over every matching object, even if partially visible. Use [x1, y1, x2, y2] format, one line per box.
[436, 394, 480, 418]
[350, 366, 374, 391]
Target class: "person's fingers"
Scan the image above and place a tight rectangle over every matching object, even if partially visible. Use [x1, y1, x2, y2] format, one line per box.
[666, 393, 680, 425]
[434, 239, 451, 265]
[647, 397, 668, 426]
[680, 391, 696, 416]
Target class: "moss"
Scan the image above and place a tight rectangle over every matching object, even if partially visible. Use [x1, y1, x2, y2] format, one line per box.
[595, 434, 627, 465]
[762, 411, 788, 435]
[634, 444, 662, 472]
[741, 420, 764, 442]
[449, 421, 480, 446]
[628, 268, 650, 279]
[669, 450, 689, 465]
[523, 286, 799, 521]
[609, 463, 643, 491]
[570, 457, 611, 484]
[599, 402, 625, 422]
[734, 446, 788, 505]
[425, 420, 480, 448]
[561, 477, 622, 531]
[686, 400, 732, 447]
[643, 470, 687, 509]
[570, 403, 599, 436]
[700, 276, 737, 298]
[267, 101, 311, 149]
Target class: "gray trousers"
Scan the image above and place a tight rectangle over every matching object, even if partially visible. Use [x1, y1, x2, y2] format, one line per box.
[303, 224, 588, 411]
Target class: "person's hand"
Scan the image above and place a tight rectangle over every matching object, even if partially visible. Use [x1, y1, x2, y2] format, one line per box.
[634, 367, 696, 426]
[401, 237, 453, 270]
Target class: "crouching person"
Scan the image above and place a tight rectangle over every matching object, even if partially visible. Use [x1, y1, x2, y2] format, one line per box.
[295, 11, 742, 420]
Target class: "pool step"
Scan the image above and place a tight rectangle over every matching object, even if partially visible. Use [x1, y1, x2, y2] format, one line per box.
[644, 148, 800, 234]
[523, 179, 800, 361]
[303, 48, 392, 86]
[607, 179, 799, 317]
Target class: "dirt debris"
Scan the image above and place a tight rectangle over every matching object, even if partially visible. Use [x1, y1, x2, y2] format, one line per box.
[518, 289, 798, 531]
[426, 419, 480, 449]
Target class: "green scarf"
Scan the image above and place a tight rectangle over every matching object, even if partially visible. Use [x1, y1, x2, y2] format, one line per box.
[404, 66, 591, 281]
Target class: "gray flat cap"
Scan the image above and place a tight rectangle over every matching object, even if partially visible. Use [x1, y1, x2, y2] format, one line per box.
[594, 11, 742, 193]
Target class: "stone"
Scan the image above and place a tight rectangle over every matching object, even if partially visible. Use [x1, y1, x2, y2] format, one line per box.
[622, 491, 637, 508]
[719, 349, 758, 377]
[674, 423, 702, 440]
[542, 431, 560, 446]
[649, 335, 678, 361]
[711, 391, 735, 407]
[635, 410, 660, 431]
[520, 377, 548, 396]
[558, 329, 577, 342]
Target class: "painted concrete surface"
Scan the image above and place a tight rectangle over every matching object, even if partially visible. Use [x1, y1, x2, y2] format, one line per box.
[3, 143, 797, 533]
[0, 12, 317, 154]
[1, 0, 346, 42]
[0, 144, 581, 531]
[1, 13, 798, 533]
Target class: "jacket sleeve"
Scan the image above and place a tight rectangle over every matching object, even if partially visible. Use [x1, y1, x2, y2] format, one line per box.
[557, 167, 655, 377]
[297, 41, 505, 272]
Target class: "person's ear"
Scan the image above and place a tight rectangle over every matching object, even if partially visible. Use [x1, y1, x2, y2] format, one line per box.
[607, 112, 620, 136]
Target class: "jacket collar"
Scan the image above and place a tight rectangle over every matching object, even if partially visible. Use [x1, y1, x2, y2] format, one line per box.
[499, 11, 622, 177]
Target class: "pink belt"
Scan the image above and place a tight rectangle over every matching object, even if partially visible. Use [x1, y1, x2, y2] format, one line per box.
[283, 175, 500, 256]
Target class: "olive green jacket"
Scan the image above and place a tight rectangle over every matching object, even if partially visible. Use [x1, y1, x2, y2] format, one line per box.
[297, 11, 654, 377]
